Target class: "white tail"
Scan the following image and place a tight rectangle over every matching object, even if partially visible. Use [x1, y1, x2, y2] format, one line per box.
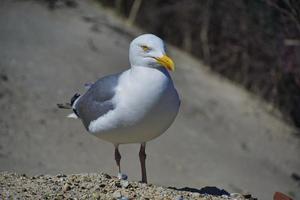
[67, 113, 78, 119]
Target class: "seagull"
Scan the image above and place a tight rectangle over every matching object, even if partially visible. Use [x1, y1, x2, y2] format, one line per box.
[58, 34, 180, 183]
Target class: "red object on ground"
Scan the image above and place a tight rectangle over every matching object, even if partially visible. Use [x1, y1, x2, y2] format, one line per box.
[273, 192, 293, 200]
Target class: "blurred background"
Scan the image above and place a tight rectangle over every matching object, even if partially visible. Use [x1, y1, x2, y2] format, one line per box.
[100, 0, 300, 129]
[0, 0, 299, 199]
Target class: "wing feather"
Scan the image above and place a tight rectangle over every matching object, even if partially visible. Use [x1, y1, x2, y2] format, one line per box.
[74, 73, 121, 130]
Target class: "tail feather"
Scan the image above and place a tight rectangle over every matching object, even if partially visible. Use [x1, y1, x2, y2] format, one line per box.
[57, 93, 81, 119]
[67, 113, 78, 119]
[71, 93, 80, 107]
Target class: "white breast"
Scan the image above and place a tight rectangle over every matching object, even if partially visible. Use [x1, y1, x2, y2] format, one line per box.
[88, 67, 180, 144]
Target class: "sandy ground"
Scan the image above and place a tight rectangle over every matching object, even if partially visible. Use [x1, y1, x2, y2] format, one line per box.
[0, 1, 299, 199]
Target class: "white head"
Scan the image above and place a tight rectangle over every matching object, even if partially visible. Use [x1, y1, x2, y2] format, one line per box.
[129, 34, 174, 71]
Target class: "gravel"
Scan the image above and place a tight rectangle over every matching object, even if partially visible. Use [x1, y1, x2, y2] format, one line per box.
[0, 172, 251, 200]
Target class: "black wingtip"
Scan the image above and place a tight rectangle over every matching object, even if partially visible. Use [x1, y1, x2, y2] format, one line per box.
[70, 93, 81, 106]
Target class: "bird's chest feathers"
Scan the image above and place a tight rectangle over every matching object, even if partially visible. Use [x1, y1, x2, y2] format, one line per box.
[115, 68, 170, 121]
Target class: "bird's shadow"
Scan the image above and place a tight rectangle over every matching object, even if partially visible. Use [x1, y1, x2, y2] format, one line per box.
[168, 186, 230, 196]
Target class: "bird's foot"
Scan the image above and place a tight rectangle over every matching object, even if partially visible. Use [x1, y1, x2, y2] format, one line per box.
[117, 173, 128, 180]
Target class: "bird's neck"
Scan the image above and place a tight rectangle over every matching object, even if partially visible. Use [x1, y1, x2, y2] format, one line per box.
[130, 66, 171, 79]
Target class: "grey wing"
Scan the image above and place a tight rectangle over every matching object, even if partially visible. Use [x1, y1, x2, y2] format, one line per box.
[75, 73, 121, 130]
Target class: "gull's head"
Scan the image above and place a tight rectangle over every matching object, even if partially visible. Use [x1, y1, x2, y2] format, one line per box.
[129, 34, 174, 71]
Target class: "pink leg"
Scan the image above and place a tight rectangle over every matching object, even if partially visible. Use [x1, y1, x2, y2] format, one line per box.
[114, 145, 121, 173]
[139, 142, 147, 183]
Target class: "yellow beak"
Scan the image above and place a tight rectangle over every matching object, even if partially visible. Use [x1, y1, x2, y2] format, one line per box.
[155, 55, 175, 71]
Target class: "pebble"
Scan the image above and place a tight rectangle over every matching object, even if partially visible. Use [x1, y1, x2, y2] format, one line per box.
[56, 174, 67, 178]
[92, 192, 101, 200]
[83, 176, 91, 182]
[115, 182, 122, 188]
[175, 195, 184, 200]
[103, 174, 111, 179]
[230, 193, 243, 198]
[120, 180, 129, 188]
[63, 183, 71, 192]
[242, 193, 252, 199]
[191, 192, 200, 198]
[112, 190, 122, 199]
[221, 194, 230, 199]
[156, 186, 164, 192]
[139, 183, 147, 188]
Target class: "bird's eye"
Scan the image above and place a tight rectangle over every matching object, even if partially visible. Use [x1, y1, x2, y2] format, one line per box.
[140, 45, 151, 52]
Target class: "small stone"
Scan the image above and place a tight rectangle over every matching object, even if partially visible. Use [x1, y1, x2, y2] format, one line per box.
[243, 193, 252, 198]
[221, 194, 229, 198]
[230, 193, 243, 198]
[83, 176, 91, 182]
[70, 175, 77, 181]
[139, 183, 147, 188]
[63, 183, 72, 192]
[115, 182, 122, 188]
[57, 193, 65, 200]
[174, 195, 184, 200]
[120, 180, 129, 188]
[191, 193, 200, 198]
[156, 187, 164, 192]
[112, 191, 122, 199]
[57, 174, 67, 178]
[103, 174, 111, 179]
[92, 192, 101, 200]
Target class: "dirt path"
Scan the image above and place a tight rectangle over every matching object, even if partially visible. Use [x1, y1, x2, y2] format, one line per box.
[0, 1, 299, 199]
